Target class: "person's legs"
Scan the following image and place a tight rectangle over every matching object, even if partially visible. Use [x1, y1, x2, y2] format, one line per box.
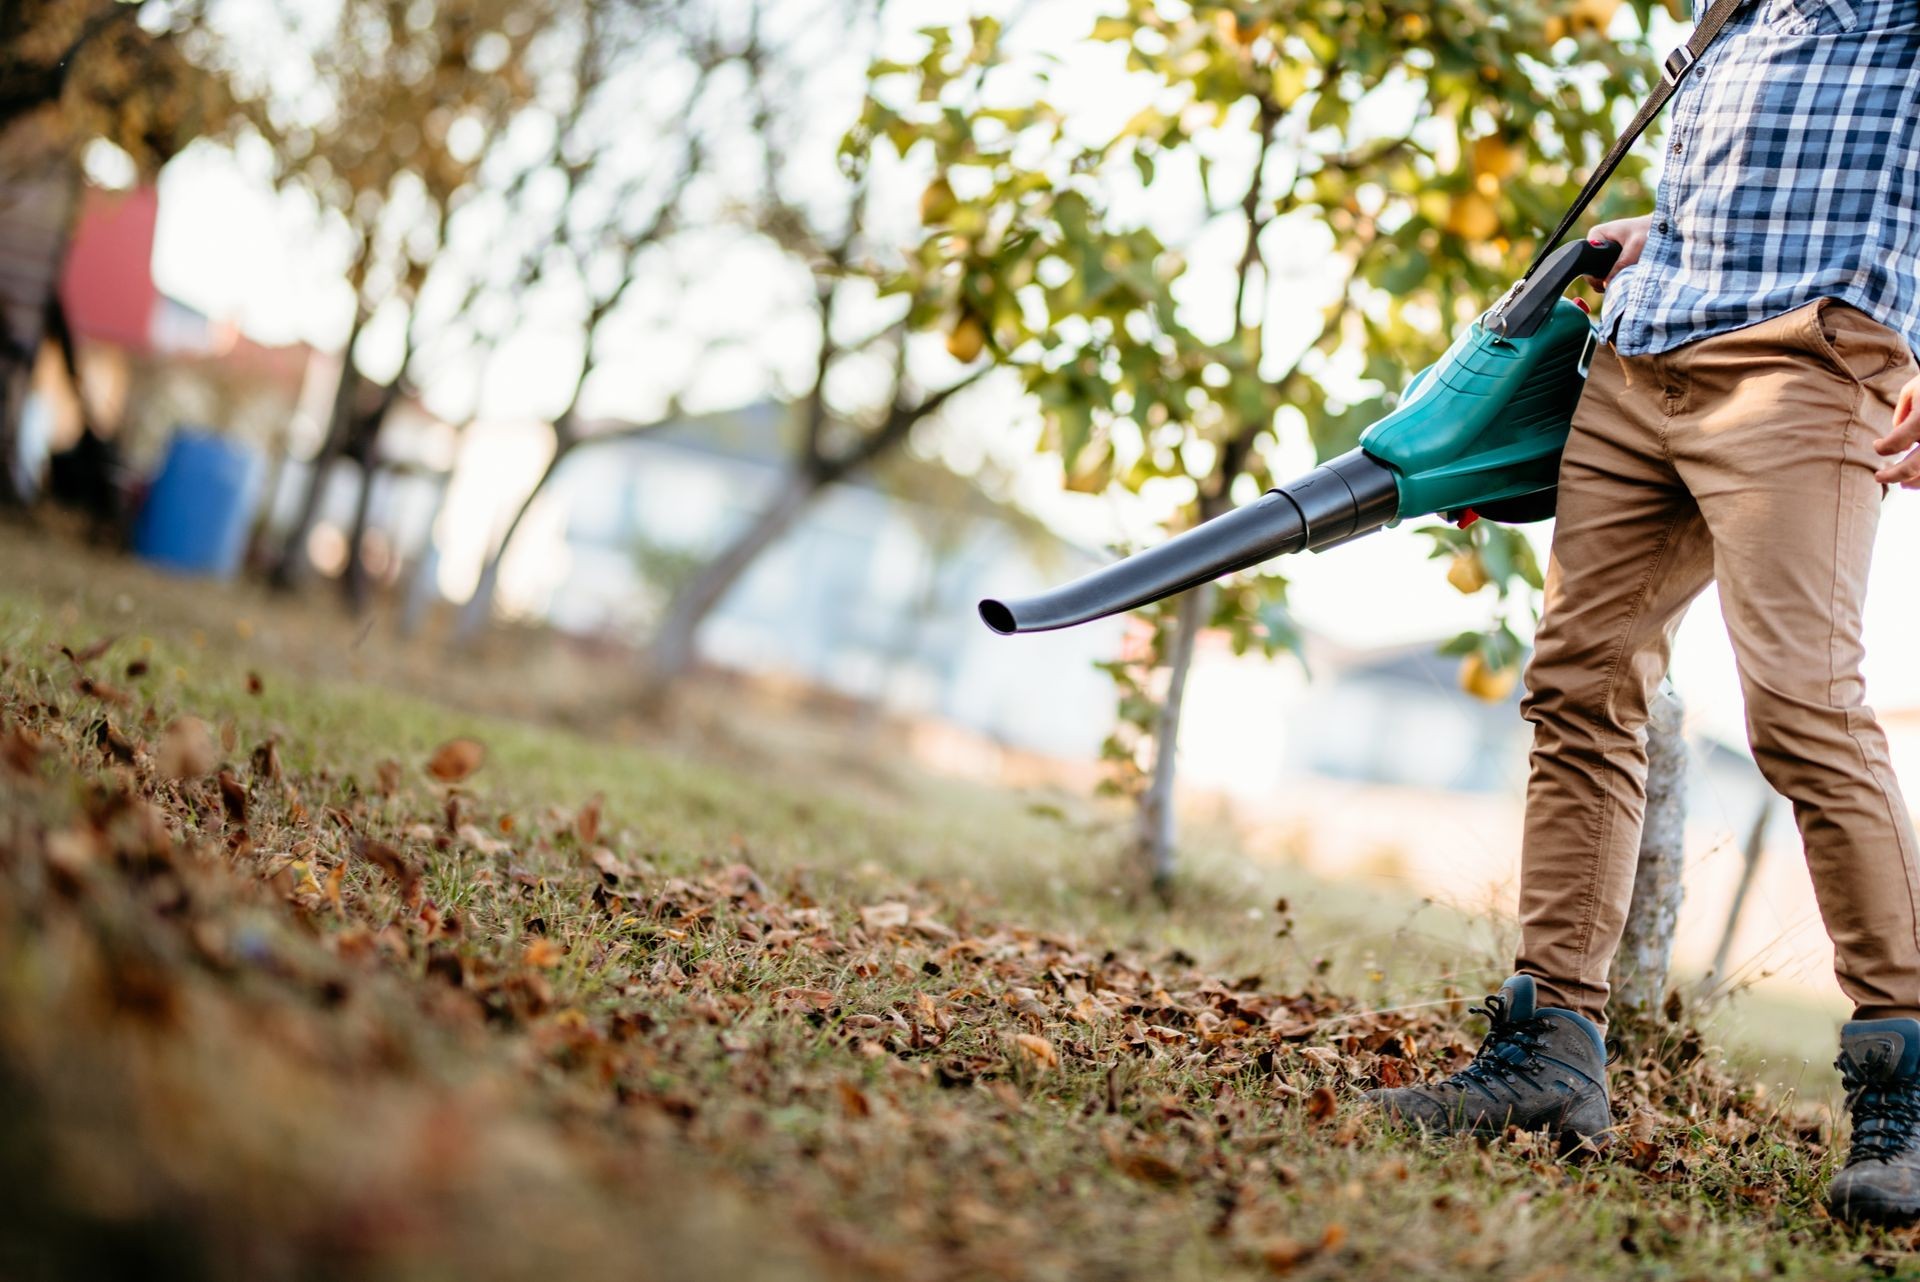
[1368, 341, 1711, 1144]
[1513, 340, 1715, 1031]
[1671, 299, 1920, 1021]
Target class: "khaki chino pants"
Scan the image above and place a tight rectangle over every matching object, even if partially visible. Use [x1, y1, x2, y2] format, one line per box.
[1517, 298, 1920, 1029]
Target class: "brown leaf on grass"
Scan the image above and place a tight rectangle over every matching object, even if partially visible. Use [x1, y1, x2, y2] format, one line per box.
[374, 758, 403, 796]
[246, 671, 264, 696]
[773, 987, 838, 1013]
[155, 717, 217, 780]
[61, 636, 116, 666]
[1260, 1236, 1311, 1274]
[836, 1080, 872, 1118]
[1305, 1086, 1338, 1123]
[217, 771, 249, 826]
[354, 837, 422, 902]
[859, 902, 910, 930]
[1, 724, 42, 776]
[425, 738, 486, 783]
[124, 658, 148, 678]
[1101, 1134, 1183, 1187]
[96, 721, 138, 765]
[252, 738, 282, 782]
[588, 848, 635, 881]
[522, 938, 564, 968]
[76, 675, 131, 706]
[1013, 1033, 1058, 1069]
[575, 794, 603, 846]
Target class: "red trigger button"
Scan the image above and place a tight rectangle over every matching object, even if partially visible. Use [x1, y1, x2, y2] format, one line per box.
[1455, 509, 1480, 529]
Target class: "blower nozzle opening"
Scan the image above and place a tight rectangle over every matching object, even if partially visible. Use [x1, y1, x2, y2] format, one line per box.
[978, 449, 1400, 635]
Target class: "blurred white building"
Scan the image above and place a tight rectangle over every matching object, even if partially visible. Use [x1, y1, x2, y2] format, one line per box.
[502, 402, 1128, 760]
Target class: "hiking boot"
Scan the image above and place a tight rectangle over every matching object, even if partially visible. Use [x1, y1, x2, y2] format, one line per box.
[1365, 974, 1611, 1146]
[1827, 1018, 1920, 1225]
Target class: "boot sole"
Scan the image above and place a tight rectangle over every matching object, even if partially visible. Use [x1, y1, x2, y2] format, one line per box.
[1828, 1191, 1920, 1226]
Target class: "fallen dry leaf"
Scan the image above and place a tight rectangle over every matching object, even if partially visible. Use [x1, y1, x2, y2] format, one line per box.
[576, 794, 603, 846]
[76, 675, 131, 706]
[1, 724, 42, 776]
[1305, 1086, 1337, 1123]
[523, 938, 564, 968]
[588, 847, 635, 880]
[773, 987, 838, 1012]
[61, 636, 116, 665]
[354, 837, 422, 902]
[859, 902, 910, 930]
[217, 770, 249, 827]
[155, 717, 217, 780]
[1013, 1033, 1058, 1069]
[425, 738, 486, 783]
[836, 1080, 872, 1118]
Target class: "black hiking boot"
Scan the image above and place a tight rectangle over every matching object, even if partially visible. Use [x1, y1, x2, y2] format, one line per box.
[1365, 974, 1611, 1147]
[1827, 1018, 1920, 1225]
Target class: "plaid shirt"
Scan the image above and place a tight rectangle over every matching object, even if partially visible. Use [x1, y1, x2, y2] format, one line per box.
[1601, 0, 1920, 357]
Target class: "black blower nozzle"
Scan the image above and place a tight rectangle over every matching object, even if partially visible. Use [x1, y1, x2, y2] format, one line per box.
[979, 449, 1400, 635]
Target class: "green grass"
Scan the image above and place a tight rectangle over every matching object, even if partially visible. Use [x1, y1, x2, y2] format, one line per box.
[0, 525, 1912, 1281]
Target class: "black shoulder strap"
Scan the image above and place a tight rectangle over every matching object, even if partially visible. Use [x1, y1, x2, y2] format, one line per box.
[1515, 0, 1751, 284]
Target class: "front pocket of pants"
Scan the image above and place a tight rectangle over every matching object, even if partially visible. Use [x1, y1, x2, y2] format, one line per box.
[1809, 301, 1905, 384]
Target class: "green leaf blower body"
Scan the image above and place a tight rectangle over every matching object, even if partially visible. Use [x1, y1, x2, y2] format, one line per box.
[977, 239, 1617, 636]
[1367, 294, 1594, 522]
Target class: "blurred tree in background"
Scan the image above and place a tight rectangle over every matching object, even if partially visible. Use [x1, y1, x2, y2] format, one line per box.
[455, 0, 737, 640]
[866, 0, 1681, 890]
[635, 0, 995, 693]
[0, 0, 227, 505]
[249, 0, 552, 593]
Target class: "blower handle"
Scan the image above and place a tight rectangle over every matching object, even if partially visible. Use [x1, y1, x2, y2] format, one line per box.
[1487, 237, 1622, 341]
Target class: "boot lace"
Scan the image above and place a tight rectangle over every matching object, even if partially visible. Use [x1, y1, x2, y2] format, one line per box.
[1441, 993, 1550, 1096]
[1838, 1046, 1920, 1166]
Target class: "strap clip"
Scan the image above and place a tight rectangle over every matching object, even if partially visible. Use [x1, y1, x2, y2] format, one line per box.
[1662, 45, 1696, 86]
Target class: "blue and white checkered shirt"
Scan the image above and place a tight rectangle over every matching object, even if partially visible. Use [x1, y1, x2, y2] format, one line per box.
[1601, 0, 1920, 357]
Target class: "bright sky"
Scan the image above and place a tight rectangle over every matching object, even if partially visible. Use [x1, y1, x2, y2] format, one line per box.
[143, 0, 1920, 746]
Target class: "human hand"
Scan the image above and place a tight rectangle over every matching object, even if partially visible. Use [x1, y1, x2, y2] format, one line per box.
[1581, 213, 1654, 289]
[1875, 368, 1920, 488]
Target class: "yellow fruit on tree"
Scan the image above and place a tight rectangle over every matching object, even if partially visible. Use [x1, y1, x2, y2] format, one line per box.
[1445, 191, 1500, 241]
[946, 311, 987, 363]
[1459, 652, 1519, 703]
[1471, 135, 1522, 181]
[1568, 0, 1623, 37]
[919, 176, 957, 226]
[1446, 553, 1490, 595]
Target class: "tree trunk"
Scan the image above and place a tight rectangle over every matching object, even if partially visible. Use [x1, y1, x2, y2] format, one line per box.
[455, 434, 572, 644]
[0, 344, 30, 506]
[270, 315, 365, 590]
[645, 468, 820, 690]
[397, 473, 452, 639]
[1132, 582, 1209, 900]
[341, 451, 380, 613]
[1703, 790, 1776, 995]
[1609, 681, 1688, 1018]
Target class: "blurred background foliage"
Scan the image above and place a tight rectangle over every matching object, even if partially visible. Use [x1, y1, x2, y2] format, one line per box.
[861, 0, 1675, 879]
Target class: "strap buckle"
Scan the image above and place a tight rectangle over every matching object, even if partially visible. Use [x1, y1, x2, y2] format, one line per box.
[1662, 45, 1696, 86]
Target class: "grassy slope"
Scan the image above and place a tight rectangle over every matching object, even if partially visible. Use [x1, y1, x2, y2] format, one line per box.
[0, 528, 1913, 1280]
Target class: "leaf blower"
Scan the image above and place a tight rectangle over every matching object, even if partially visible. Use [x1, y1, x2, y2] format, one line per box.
[977, 236, 1619, 635]
[976, 0, 1747, 637]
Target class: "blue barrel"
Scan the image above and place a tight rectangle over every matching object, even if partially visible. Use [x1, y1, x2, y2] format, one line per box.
[133, 429, 264, 579]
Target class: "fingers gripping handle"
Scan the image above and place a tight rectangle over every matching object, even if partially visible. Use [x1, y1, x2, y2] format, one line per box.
[1488, 238, 1623, 340]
